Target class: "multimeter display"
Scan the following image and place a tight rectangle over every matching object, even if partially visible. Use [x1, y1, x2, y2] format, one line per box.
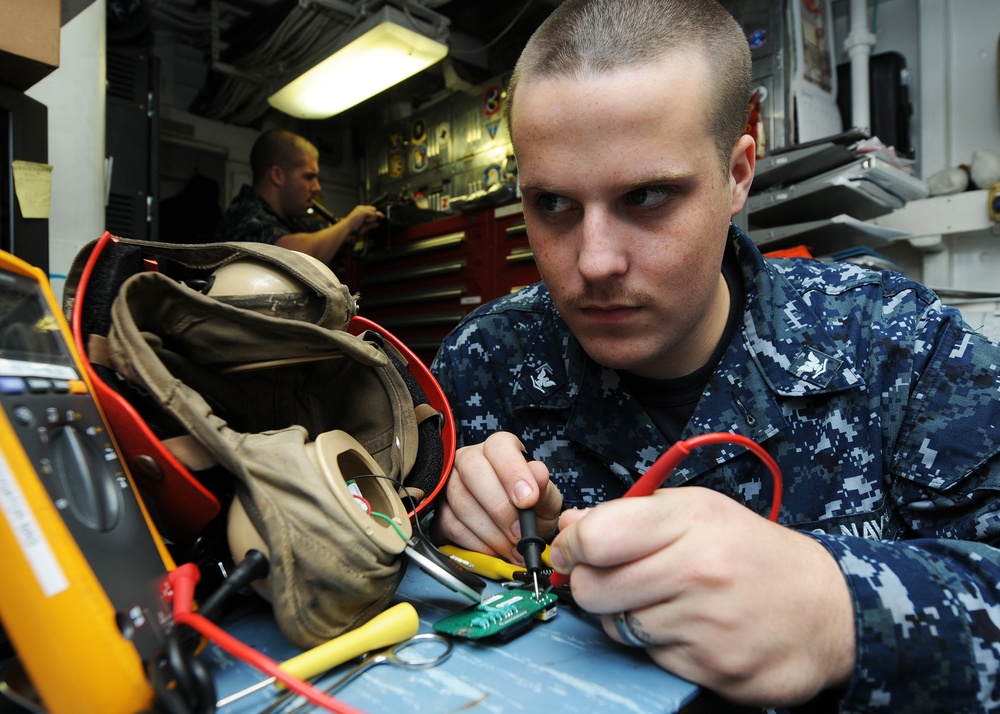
[0, 269, 77, 380]
[0, 252, 175, 713]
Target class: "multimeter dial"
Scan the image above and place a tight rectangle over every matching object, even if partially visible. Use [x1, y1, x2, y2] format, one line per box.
[49, 422, 123, 532]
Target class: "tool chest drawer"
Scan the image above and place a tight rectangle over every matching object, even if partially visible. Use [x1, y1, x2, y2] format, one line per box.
[352, 212, 490, 365]
[493, 203, 541, 297]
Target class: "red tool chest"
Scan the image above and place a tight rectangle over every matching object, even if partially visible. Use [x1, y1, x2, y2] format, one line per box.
[345, 202, 540, 366]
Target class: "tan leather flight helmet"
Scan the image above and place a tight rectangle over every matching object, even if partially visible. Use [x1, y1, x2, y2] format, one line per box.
[204, 253, 410, 594]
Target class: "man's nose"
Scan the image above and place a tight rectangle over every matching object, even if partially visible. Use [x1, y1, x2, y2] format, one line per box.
[577, 209, 628, 280]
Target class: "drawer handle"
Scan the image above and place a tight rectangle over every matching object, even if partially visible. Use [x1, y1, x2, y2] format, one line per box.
[361, 285, 465, 308]
[371, 311, 466, 329]
[363, 232, 466, 263]
[361, 259, 466, 287]
[506, 247, 535, 264]
[505, 222, 527, 237]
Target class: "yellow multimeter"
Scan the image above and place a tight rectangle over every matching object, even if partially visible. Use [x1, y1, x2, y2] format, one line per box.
[0, 250, 175, 713]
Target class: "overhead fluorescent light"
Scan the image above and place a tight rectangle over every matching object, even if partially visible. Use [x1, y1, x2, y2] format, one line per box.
[267, 5, 449, 120]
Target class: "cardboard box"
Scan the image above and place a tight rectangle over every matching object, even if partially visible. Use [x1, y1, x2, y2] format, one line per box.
[0, 0, 60, 91]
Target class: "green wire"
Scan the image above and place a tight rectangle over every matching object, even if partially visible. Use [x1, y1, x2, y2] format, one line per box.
[370, 510, 409, 541]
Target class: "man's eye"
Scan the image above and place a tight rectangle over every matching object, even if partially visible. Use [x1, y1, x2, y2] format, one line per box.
[626, 186, 672, 208]
[538, 194, 572, 214]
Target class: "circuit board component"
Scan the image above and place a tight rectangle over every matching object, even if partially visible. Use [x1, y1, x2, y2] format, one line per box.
[433, 589, 558, 640]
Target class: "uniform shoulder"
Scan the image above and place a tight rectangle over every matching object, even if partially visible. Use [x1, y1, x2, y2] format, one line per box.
[769, 257, 938, 305]
[457, 282, 550, 326]
[437, 283, 553, 358]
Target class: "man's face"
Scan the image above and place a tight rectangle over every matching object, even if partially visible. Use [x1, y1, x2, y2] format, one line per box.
[513, 54, 753, 379]
[277, 150, 321, 218]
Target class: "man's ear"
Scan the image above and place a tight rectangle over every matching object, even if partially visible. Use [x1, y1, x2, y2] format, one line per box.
[267, 164, 285, 188]
[729, 134, 756, 217]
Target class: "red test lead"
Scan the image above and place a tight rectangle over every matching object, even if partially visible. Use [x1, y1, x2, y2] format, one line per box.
[549, 432, 784, 589]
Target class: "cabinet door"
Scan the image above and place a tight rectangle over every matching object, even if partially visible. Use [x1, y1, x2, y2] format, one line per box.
[105, 46, 159, 242]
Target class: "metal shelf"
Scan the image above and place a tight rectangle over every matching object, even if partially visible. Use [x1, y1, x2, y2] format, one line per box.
[866, 189, 997, 249]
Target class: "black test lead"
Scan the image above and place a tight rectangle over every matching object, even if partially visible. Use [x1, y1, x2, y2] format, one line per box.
[516, 508, 545, 600]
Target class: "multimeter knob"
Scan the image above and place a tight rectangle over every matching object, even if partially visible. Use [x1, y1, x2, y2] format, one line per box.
[49, 424, 123, 532]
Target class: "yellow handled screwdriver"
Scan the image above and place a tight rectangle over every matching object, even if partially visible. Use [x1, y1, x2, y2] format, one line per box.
[440, 544, 554, 581]
[216, 602, 420, 708]
[440, 545, 523, 581]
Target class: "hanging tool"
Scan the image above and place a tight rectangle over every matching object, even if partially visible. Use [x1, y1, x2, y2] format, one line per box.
[308, 197, 340, 223]
[517, 508, 546, 600]
[215, 602, 420, 708]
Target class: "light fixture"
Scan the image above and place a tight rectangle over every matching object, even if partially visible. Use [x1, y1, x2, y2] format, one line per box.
[267, 5, 449, 120]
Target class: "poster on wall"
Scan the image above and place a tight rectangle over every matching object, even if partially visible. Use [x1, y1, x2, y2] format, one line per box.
[483, 85, 502, 139]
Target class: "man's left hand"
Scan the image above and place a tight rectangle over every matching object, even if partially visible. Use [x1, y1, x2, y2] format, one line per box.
[549, 487, 855, 708]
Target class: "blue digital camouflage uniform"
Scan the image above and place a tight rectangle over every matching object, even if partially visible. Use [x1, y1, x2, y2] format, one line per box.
[213, 184, 324, 244]
[431, 225, 1000, 713]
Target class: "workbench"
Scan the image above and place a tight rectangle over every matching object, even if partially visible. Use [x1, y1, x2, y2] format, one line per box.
[211, 565, 707, 714]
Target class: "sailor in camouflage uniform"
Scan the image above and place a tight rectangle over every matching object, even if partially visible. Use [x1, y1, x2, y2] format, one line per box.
[430, 1, 1000, 712]
[214, 128, 382, 263]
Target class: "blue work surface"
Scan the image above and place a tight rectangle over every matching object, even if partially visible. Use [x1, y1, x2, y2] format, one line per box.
[210, 566, 703, 713]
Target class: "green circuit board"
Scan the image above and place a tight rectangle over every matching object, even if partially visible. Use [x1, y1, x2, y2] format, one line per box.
[433, 589, 558, 640]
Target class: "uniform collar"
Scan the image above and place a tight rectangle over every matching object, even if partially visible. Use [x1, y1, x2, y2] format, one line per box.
[238, 184, 302, 233]
[509, 289, 660, 477]
[732, 226, 863, 396]
[510, 286, 584, 409]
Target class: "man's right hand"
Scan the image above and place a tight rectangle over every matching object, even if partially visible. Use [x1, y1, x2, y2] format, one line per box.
[341, 204, 383, 237]
[431, 431, 563, 564]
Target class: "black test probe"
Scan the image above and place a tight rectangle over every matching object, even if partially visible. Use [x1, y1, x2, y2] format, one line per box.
[516, 508, 546, 600]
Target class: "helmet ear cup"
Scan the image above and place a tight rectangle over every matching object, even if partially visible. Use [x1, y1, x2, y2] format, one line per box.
[226, 429, 412, 601]
[304, 429, 411, 553]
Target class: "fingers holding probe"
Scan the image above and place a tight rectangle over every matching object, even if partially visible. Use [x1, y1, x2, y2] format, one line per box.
[516, 508, 546, 600]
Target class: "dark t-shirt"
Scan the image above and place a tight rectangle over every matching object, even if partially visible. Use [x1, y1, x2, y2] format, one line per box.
[617, 245, 744, 443]
[213, 184, 324, 244]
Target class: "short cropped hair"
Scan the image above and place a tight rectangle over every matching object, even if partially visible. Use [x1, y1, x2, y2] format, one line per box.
[250, 129, 318, 185]
[506, 0, 751, 172]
